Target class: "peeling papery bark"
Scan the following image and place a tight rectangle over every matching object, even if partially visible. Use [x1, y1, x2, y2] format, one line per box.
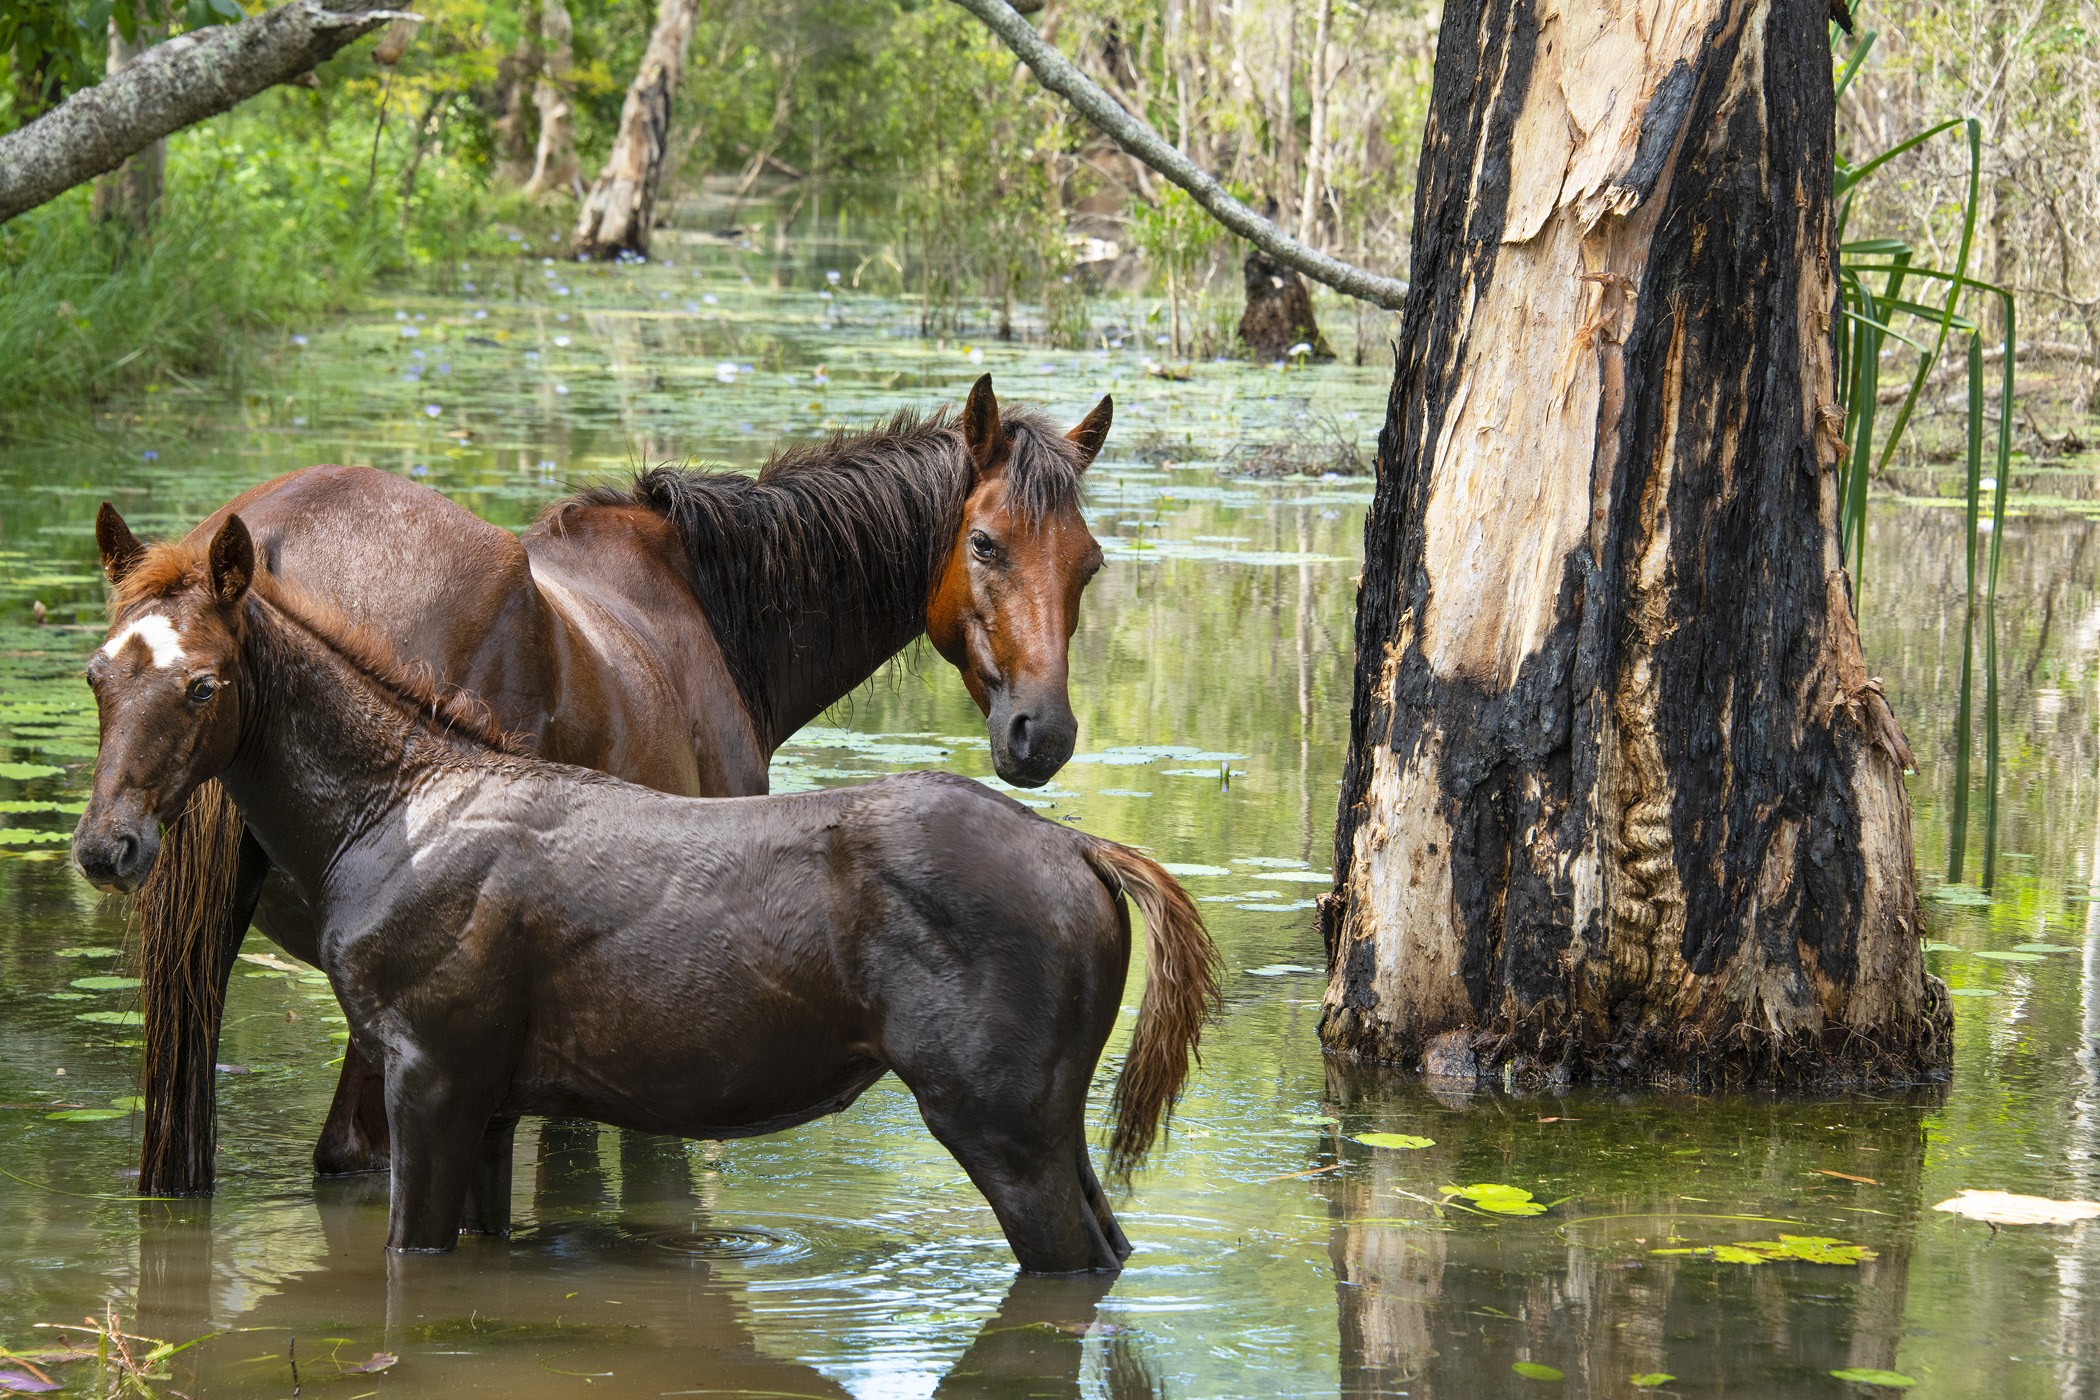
[0, 0, 397, 225]
[571, 0, 697, 258]
[1318, 0, 1951, 1087]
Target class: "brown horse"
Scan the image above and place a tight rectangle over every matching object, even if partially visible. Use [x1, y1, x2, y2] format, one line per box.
[75, 513, 1216, 1271]
[128, 375, 1113, 1196]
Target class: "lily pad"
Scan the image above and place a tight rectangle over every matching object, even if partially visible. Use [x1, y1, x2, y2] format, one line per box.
[2012, 942, 2078, 954]
[1288, 1113, 1339, 1127]
[1933, 1189, 2100, 1225]
[1443, 1182, 1548, 1215]
[1925, 884, 1991, 906]
[1160, 863, 1231, 878]
[77, 1010, 144, 1027]
[0, 829, 67, 845]
[70, 976, 141, 991]
[1355, 1133, 1434, 1150]
[1652, 1234, 1875, 1266]
[1830, 1369, 1914, 1388]
[54, 946, 118, 958]
[1511, 1363, 1563, 1382]
[1630, 1376, 1675, 1389]
[1247, 964, 1319, 976]
[47, 1108, 125, 1121]
[1251, 870, 1332, 883]
[1920, 941, 1962, 953]
[1971, 949, 2044, 962]
[1235, 856, 1309, 869]
[1947, 987, 1999, 998]
[0, 762, 63, 781]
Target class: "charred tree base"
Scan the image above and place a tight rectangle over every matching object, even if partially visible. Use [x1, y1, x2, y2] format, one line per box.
[1319, 975, 1954, 1093]
[1239, 249, 1335, 362]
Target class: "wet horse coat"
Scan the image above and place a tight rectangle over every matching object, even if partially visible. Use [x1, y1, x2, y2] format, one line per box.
[76, 515, 1217, 1271]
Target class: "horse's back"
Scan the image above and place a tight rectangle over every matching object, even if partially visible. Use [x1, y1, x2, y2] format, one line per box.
[190, 465, 550, 709]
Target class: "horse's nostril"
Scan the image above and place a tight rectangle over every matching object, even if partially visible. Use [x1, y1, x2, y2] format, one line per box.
[113, 832, 139, 875]
[1007, 712, 1033, 761]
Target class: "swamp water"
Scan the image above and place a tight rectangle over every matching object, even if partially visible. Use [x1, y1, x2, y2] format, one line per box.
[0, 242, 2096, 1399]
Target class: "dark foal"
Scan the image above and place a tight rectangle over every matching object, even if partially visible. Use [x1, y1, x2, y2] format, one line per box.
[125, 375, 1114, 1196]
[75, 514, 1217, 1270]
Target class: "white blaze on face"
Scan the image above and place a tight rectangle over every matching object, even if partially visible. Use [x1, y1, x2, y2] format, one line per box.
[101, 613, 186, 670]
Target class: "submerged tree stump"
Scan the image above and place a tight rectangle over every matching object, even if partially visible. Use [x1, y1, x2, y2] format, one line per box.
[1239, 248, 1335, 362]
[1317, 0, 1950, 1087]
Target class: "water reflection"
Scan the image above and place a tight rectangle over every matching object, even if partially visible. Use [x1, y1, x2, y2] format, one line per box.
[1320, 1066, 1940, 1396]
[119, 1121, 1158, 1398]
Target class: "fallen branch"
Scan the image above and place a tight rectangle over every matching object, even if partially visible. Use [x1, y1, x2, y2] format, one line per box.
[949, 0, 1409, 310]
[0, 1, 406, 225]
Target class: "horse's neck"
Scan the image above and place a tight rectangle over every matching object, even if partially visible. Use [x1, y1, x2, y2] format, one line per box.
[219, 612, 428, 896]
[757, 586, 938, 747]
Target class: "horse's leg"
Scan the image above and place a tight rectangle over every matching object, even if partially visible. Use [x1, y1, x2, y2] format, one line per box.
[313, 1042, 392, 1176]
[459, 1116, 518, 1237]
[1076, 1144, 1132, 1264]
[381, 1055, 498, 1253]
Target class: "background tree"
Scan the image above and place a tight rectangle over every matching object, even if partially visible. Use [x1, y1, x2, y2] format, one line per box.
[572, 0, 696, 257]
[1315, 0, 1951, 1085]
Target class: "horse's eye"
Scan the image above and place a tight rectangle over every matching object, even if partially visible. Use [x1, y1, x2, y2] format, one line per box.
[186, 677, 218, 704]
[970, 530, 1000, 562]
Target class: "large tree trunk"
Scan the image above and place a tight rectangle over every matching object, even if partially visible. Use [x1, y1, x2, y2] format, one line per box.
[1316, 0, 1950, 1086]
[525, 0, 580, 197]
[0, 0, 393, 225]
[571, 0, 697, 259]
[490, 30, 540, 188]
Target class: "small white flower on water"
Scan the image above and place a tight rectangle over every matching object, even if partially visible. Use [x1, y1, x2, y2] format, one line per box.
[739, 422, 754, 433]
[401, 326, 419, 338]
[424, 404, 442, 418]
[553, 335, 572, 348]
[812, 368, 830, 385]
[292, 416, 307, 427]
[685, 301, 700, 313]
[1287, 342, 1312, 357]
[415, 313, 425, 322]
[474, 309, 488, 320]
[524, 350, 540, 362]
[411, 349, 425, 359]
[826, 270, 841, 284]
[542, 257, 555, 267]
[459, 262, 470, 272]
[556, 313, 569, 323]
[292, 334, 308, 346]
[395, 310, 407, 321]
[703, 293, 718, 305]
[464, 282, 477, 293]
[819, 290, 833, 300]
[716, 362, 739, 383]
[967, 347, 984, 365]
[1979, 477, 1997, 492]
[539, 459, 557, 471]
[557, 287, 571, 297]
[1155, 335, 1169, 346]
[554, 384, 569, 395]
[1039, 363, 1055, 374]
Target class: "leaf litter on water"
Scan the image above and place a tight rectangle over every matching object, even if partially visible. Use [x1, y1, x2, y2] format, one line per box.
[1830, 1369, 1915, 1388]
[1353, 1133, 1434, 1150]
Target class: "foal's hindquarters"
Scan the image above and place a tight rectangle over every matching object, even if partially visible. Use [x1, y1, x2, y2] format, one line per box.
[329, 771, 1138, 1273]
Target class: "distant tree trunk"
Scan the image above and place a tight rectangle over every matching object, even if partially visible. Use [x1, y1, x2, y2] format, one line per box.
[1239, 247, 1334, 361]
[572, 0, 697, 258]
[525, 0, 580, 198]
[91, 20, 165, 234]
[1317, 0, 1951, 1086]
[491, 31, 540, 188]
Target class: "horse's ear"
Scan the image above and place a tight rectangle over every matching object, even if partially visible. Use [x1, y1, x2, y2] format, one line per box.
[1065, 395, 1113, 472]
[96, 502, 146, 585]
[961, 373, 1003, 476]
[208, 515, 254, 605]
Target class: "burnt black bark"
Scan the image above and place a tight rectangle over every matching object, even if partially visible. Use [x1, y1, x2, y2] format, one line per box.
[1319, 0, 1948, 1086]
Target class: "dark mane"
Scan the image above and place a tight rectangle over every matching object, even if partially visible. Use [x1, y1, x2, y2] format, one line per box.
[548, 404, 1085, 736]
[110, 538, 528, 755]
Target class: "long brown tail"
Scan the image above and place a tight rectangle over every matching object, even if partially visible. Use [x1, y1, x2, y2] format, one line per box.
[134, 780, 246, 1196]
[1081, 840, 1221, 1177]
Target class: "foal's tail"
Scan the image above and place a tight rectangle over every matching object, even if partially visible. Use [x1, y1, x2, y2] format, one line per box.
[1080, 840, 1221, 1178]
[133, 780, 247, 1196]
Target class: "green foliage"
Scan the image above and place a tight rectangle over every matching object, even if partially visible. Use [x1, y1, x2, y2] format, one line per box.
[1651, 1234, 1877, 1266]
[1833, 28, 2015, 893]
[1441, 1182, 1548, 1216]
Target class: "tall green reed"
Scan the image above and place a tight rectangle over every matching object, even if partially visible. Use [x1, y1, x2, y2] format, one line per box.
[1832, 29, 2014, 890]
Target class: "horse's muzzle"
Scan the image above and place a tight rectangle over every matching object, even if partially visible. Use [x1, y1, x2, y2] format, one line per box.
[72, 816, 160, 894]
[990, 690, 1077, 788]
